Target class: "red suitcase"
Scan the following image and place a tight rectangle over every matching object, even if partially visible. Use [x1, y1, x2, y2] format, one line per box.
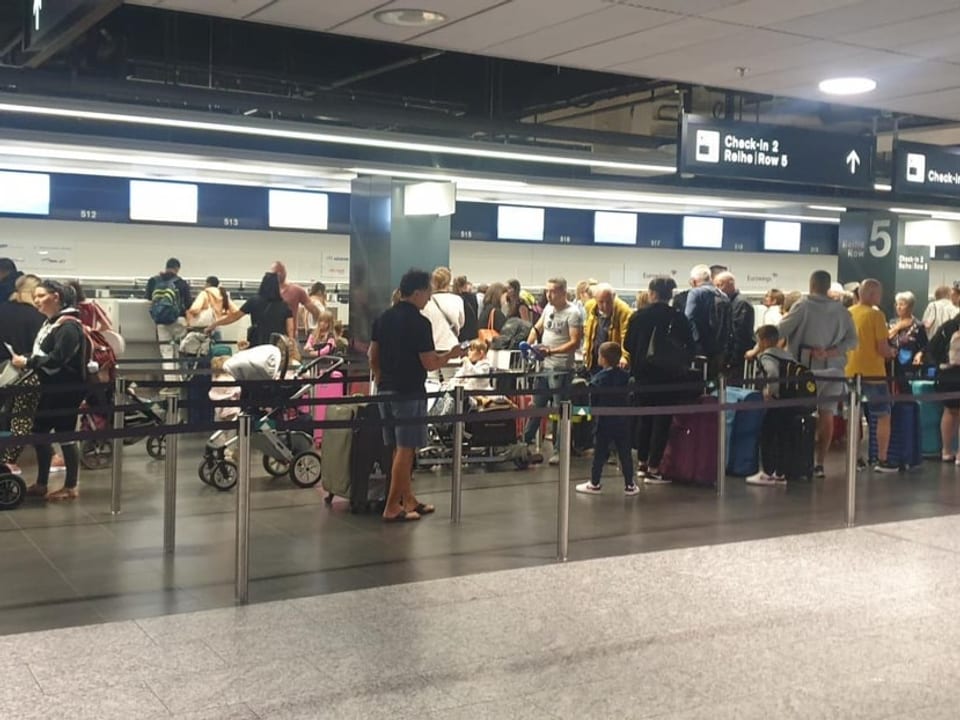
[659, 396, 719, 485]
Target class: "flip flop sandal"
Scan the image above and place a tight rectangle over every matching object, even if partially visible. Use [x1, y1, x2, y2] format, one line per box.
[383, 510, 420, 523]
[414, 503, 436, 515]
[46, 488, 79, 501]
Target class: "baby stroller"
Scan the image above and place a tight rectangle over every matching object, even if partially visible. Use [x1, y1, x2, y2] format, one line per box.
[198, 339, 343, 491]
[0, 363, 38, 511]
[79, 384, 167, 470]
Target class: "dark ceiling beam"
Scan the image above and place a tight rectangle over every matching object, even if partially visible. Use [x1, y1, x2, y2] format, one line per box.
[18, 0, 122, 69]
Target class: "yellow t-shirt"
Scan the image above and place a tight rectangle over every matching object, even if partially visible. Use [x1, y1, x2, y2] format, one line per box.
[846, 304, 888, 378]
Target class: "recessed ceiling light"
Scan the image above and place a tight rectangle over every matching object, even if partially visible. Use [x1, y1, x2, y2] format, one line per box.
[374, 9, 447, 27]
[818, 77, 877, 96]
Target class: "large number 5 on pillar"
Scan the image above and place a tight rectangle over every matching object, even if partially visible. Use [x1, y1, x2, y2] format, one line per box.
[869, 219, 893, 258]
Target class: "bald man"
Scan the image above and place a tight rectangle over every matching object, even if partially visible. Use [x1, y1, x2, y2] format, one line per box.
[582, 284, 632, 373]
[715, 272, 754, 383]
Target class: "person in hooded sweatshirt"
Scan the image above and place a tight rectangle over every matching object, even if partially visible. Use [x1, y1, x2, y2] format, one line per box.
[776, 270, 858, 479]
[11, 280, 87, 500]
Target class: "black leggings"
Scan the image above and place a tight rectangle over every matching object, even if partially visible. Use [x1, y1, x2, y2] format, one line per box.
[33, 385, 85, 489]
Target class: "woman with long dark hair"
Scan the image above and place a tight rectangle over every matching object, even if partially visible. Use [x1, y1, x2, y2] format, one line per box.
[206, 271, 293, 347]
[11, 280, 87, 500]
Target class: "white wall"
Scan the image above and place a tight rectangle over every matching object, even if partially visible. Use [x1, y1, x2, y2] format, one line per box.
[0, 218, 349, 284]
[449, 240, 839, 294]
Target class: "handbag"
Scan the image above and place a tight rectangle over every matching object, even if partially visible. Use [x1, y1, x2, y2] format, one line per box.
[478, 309, 499, 344]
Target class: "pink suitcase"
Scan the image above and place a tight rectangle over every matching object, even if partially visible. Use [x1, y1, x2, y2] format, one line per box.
[313, 370, 344, 445]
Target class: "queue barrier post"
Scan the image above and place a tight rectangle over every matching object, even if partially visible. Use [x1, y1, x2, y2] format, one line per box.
[557, 400, 572, 562]
[162, 395, 179, 554]
[716, 375, 727, 497]
[235, 413, 252, 604]
[110, 376, 126, 515]
[845, 375, 862, 528]
[451, 385, 465, 524]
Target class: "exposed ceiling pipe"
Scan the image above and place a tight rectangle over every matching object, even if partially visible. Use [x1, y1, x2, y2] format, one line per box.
[542, 89, 679, 125]
[328, 50, 444, 89]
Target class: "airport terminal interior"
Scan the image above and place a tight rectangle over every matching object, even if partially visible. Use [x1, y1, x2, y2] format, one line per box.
[3, 0, 960, 717]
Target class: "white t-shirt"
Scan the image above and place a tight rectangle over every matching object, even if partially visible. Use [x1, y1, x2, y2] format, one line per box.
[924, 298, 959, 338]
[541, 303, 583, 371]
[422, 292, 465, 351]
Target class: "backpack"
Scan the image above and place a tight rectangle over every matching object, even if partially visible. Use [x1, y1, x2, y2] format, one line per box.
[707, 287, 734, 359]
[949, 330, 960, 367]
[491, 317, 532, 351]
[770, 355, 817, 400]
[149, 275, 182, 325]
[55, 317, 117, 385]
[646, 312, 692, 375]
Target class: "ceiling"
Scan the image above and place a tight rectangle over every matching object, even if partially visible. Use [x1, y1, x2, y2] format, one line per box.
[128, 0, 960, 122]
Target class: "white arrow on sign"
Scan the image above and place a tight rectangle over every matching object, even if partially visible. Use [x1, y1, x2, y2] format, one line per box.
[846, 150, 861, 174]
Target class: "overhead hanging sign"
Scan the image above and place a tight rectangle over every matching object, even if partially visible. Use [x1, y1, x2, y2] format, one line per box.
[679, 116, 875, 190]
[893, 140, 960, 199]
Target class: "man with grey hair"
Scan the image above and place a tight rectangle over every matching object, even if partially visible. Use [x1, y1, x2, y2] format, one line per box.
[922, 285, 958, 338]
[583, 283, 632, 373]
[685, 264, 731, 378]
[715, 272, 754, 383]
[524, 277, 583, 464]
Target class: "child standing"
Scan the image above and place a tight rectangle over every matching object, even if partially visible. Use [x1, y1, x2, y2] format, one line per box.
[305, 310, 336, 357]
[747, 325, 796, 486]
[576, 342, 638, 496]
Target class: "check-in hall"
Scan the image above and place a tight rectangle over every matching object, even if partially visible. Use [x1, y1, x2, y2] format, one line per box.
[3, 2, 960, 718]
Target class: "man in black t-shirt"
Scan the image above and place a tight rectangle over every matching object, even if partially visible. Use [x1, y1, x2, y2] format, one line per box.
[369, 269, 464, 522]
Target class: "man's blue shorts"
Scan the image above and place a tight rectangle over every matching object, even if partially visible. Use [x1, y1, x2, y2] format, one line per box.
[379, 394, 428, 449]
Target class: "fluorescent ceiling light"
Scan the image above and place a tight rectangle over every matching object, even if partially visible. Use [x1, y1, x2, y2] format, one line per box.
[374, 9, 447, 26]
[818, 77, 877, 96]
[807, 205, 846, 212]
[719, 210, 839, 224]
[350, 167, 528, 190]
[889, 207, 933, 216]
[0, 101, 673, 175]
[874, 183, 892, 192]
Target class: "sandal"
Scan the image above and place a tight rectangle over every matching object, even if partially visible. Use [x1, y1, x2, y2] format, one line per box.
[414, 503, 435, 515]
[25, 484, 48, 497]
[46, 487, 79, 501]
[383, 510, 420, 523]
[943, 456, 957, 463]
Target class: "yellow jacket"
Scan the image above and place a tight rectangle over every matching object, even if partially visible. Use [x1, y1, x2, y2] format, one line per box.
[583, 297, 633, 369]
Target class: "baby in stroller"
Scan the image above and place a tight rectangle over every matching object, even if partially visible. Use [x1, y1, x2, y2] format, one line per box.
[200, 335, 341, 491]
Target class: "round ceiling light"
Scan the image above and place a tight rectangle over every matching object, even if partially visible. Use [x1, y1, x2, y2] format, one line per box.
[374, 9, 447, 27]
[818, 77, 877, 96]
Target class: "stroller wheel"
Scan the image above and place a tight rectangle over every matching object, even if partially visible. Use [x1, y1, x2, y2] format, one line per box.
[198, 457, 216, 485]
[146, 435, 166, 459]
[211, 461, 239, 491]
[262, 455, 290, 477]
[289, 451, 322, 488]
[80, 439, 113, 471]
[0, 474, 26, 510]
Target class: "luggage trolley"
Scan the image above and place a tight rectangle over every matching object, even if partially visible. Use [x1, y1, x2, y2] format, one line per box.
[199, 346, 343, 491]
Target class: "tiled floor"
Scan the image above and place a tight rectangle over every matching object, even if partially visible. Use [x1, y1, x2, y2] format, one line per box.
[3, 515, 960, 718]
[3, 433, 960, 635]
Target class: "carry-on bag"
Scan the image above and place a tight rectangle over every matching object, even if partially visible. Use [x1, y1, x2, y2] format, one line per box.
[779, 411, 816, 482]
[322, 403, 393, 513]
[724, 386, 764, 477]
[660, 396, 718, 485]
[312, 371, 344, 445]
[910, 379, 943, 457]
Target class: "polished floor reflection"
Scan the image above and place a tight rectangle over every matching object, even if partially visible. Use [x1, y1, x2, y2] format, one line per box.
[2, 434, 960, 636]
[3, 514, 960, 718]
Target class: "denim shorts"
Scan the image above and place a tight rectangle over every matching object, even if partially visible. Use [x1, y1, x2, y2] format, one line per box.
[379, 394, 428, 449]
[862, 381, 891, 416]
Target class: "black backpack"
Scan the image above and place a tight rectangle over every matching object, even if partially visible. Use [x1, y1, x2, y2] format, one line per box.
[646, 312, 692, 375]
[770, 355, 817, 399]
[491, 317, 532, 350]
[707, 287, 734, 359]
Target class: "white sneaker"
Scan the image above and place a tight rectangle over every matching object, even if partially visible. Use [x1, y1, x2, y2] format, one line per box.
[548, 453, 560, 466]
[575, 481, 602, 495]
[773, 474, 787, 484]
[642, 470, 671, 485]
[624, 484, 640, 496]
[746, 471, 778, 486]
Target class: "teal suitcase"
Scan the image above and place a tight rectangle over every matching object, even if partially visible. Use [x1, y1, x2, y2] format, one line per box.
[911, 380, 942, 458]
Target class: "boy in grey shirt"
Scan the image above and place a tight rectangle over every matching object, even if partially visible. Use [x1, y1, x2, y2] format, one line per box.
[524, 277, 583, 464]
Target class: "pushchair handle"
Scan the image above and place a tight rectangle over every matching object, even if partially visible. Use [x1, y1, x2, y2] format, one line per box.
[296, 354, 345, 378]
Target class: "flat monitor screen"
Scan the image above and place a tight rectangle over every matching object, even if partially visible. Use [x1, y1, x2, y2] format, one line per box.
[268, 190, 329, 231]
[129, 180, 198, 224]
[682, 216, 723, 248]
[497, 205, 544, 241]
[594, 211, 638, 245]
[0, 171, 50, 215]
[764, 220, 802, 252]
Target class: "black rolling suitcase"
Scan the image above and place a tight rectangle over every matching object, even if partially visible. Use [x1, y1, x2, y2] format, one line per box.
[322, 403, 393, 514]
[780, 411, 816, 482]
